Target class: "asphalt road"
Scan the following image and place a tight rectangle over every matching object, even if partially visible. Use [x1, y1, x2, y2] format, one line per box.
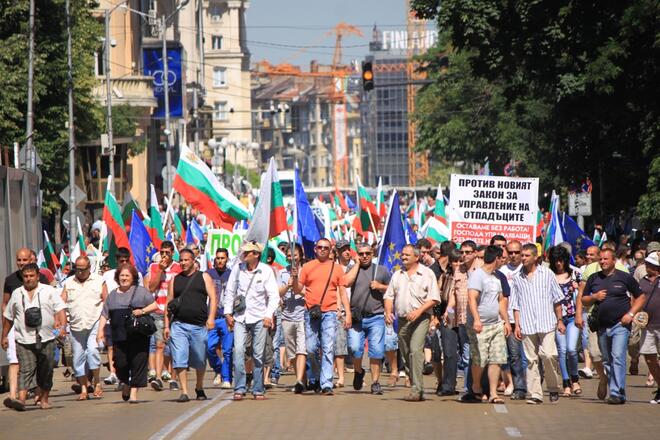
[1, 362, 659, 440]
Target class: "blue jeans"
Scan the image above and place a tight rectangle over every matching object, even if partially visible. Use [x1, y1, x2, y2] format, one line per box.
[169, 321, 208, 370]
[458, 325, 471, 391]
[506, 325, 527, 392]
[70, 320, 101, 378]
[233, 320, 267, 395]
[439, 324, 459, 393]
[271, 313, 284, 380]
[598, 322, 630, 400]
[305, 311, 337, 390]
[207, 317, 233, 382]
[556, 317, 580, 382]
[348, 314, 386, 360]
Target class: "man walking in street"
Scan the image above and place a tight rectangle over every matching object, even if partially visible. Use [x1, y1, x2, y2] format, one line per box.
[293, 238, 352, 395]
[2, 263, 67, 411]
[461, 246, 511, 403]
[145, 240, 181, 390]
[224, 242, 279, 400]
[582, 248, 644, 404]
[511, 243, 565, 404]
[164, 249, 216, 402]
[638, 252, 660, 403]
[61, 256, 105, 400]
[344, 243, 391, 395]
[206, 248, 233, 389]
[384, 244, 440, 401]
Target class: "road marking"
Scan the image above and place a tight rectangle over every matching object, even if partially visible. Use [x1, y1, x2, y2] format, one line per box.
[505, 427, 522, 437]
[493, 404, 508, 413]
[147, 392, 227, 440]
[173, 398, 233, 440]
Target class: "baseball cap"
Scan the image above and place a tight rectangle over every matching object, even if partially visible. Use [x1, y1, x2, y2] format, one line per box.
[335, 239, 350, 250]
[240, 241, 264, 254]
[647, 242, 660, 253]
[645, 251, 659, 267]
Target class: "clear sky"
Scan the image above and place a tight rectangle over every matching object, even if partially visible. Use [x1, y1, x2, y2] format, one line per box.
[245, 0, 407, 68]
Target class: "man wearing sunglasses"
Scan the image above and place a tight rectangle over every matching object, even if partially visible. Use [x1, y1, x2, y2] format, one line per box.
[344, 243, 391, 395]
[61, 256, 105, 400]
[145, 241, 181, 390]
[293, 238, 352, 395]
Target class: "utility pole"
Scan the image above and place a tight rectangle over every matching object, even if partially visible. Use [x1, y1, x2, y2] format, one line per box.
[161, 15, 173, 194]
[104, 8, 114, 190]
[26, 0, 35, 172]
[66, 0, 76, 251]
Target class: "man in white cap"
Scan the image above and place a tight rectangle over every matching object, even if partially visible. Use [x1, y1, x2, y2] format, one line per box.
[224, 241, 280, 400]
[638, 251, 660, 403]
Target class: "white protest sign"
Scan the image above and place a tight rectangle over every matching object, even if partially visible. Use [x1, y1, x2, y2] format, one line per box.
[206, 228, 247, 261]
[449, 174, 539, 245]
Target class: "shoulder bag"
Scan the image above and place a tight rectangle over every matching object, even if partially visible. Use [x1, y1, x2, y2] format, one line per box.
[232, 268, 260, 315]
[351, 265, 377, 323]
[125, 287, 157, 337]
[167, 272, 199, 320]
[309, 260, 336, 320]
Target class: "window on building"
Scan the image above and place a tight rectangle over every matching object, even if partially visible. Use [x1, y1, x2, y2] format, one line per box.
[209, 4, 222, 22]
[212, 67, 227, 87]
[212, 35, 223, 50]
[213, 101, 228, 121]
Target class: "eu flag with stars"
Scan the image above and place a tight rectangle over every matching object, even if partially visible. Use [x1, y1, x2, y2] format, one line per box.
[377, 191, 407, 273]
[561, 212, 594, 256]
[129, 211, 157, 275]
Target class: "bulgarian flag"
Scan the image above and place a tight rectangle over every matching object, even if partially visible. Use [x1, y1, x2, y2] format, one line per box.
[70, 217, 87, 262]
[102, 176, 132, 260]
[334, 187, 348, 212]
[59, 249, 69, 268]
[122, 193, 142, 231]
[42, 231, 60, 273]
[267, 240, 289, 271]
[535, 210, 545, 239]
[433, 184, 449, 226]
[376, 177, 387, 220]
[245, 157, 288, 244]
[173, 144, 249, 230]
[147, 184, 165, 248]
[354, 175, 379, 235]
[164, 194, 186, 243]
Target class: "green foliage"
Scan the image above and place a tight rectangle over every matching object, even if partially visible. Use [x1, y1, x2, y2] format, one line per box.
[411, 0, 659, 224]
[0, 0, 102, 215]
[224, 162, 260, 188]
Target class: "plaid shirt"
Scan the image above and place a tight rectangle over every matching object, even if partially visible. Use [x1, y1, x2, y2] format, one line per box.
[452, 262, 480, 325]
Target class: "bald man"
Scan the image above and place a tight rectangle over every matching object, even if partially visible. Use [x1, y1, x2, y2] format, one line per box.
[61, 256, 106, 400]
[2, 248, 50, 408]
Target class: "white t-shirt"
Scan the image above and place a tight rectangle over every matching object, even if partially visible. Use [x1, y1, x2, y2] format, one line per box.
[499, 263, 522, 322]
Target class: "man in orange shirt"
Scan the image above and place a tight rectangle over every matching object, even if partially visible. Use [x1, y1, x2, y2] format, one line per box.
[293, 238, 351, 395]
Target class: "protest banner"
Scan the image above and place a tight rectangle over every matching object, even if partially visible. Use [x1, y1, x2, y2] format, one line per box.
[206, 228, 247, 261]
[449, 174, 539, 245]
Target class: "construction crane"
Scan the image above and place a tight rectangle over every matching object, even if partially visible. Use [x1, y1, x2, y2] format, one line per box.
[328, 22, 364, 69]
[406, 0, 430, 187]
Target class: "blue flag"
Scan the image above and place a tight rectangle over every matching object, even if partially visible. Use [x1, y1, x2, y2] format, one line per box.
[345, 193, 356, 210]
[294, 167, 321, 259]
[561, 212, 594, 256]
[403, 215, 417, 245]
[377, 191, 407, 273]
[129, 211, 157, 275]
[189, 218, 205, 244]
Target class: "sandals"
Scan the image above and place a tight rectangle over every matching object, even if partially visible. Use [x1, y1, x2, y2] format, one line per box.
[460, 392, 484, 403]
[233, 393, 245, 401]
[93, 385, 104, 398]
[254, 394, 267, 400]
[387, 375, 399, 387]
[572, 384, 582, 395]
[562, 387, 572, 397]
[489, 397, 505, 404]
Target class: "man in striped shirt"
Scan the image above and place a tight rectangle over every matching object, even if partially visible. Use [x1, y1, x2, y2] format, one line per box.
[511, 243, 565, 404]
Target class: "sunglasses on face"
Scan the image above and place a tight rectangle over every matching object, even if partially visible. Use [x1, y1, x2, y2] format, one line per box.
[316, 246, 330, 251]
[358, 252, 372, 256]
[461, 250, 474, 254]
[507, 250, 521, 255]
[161, 251, 172, 256]
[75, 267, 90, 272]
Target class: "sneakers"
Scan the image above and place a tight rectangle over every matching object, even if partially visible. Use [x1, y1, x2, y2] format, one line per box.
[177, 394, 190, 403]
[150, 378, 163, 391]
[606, 396, 625, 405]
[371, 382, 383, 395]
[195, 389, 207, 401]
[160, 371, 172, 381]
[578, 367, 593, 379]
[650, 389, 660, 404]
[353, 369, 366, 391]
[221, 381, 233, 389]
[103, 373, 118, 385]
[526, 397, 543, 405]
[549, 392, 559, 403]
[294, 381, 305, 394]
[321, 387, 334, 396]
[169, 380, 180, 391]
[147, 370, 157, 383]
[213, 374, 222, 386]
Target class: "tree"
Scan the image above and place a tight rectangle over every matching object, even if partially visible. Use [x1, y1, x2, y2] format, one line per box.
[412, 0, 659, 223]
[0, 0, 102, 215]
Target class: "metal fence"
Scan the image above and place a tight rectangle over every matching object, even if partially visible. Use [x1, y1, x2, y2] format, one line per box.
[0, 165, 42, 293]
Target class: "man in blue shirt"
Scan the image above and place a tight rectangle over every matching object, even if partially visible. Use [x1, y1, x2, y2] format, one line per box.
[206, 248, 233, 388]
[583, 248, 644, 404]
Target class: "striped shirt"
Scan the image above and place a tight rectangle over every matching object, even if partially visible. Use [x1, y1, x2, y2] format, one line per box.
[510, 264, 564, 334]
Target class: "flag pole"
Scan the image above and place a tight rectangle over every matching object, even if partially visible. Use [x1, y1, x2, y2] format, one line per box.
[356, 174, 380, 243]
[374, 189, 396, 281]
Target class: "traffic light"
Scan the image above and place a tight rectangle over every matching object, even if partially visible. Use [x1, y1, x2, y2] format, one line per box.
[362, 61, 374, 91]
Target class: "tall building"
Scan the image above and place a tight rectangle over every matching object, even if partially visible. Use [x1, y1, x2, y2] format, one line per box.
[361, 25, 437, 187]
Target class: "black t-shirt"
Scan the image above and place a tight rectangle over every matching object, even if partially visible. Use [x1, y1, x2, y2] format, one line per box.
[427, 261, 442, 280]
[3, 270, 50, 297]
[494, 270, 511, 298]
[172, 271, 209, 326]
[585, 269, 641, 328]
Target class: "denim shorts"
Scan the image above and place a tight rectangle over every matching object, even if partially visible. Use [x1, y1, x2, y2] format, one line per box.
[169, 321, 208, 370]
[384, 323, 398, 352]
[348, 314, 386, 360]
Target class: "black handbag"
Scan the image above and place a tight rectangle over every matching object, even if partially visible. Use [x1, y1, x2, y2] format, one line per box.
[125, 287, 156, 337]
[587, 303, 600, 333]
[167, 272, 198, 320]
[22, 293, 42, 328]
[309, 260, 336, 320]
[350, 265, 376, 323]
[232, 268, 260, 315]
